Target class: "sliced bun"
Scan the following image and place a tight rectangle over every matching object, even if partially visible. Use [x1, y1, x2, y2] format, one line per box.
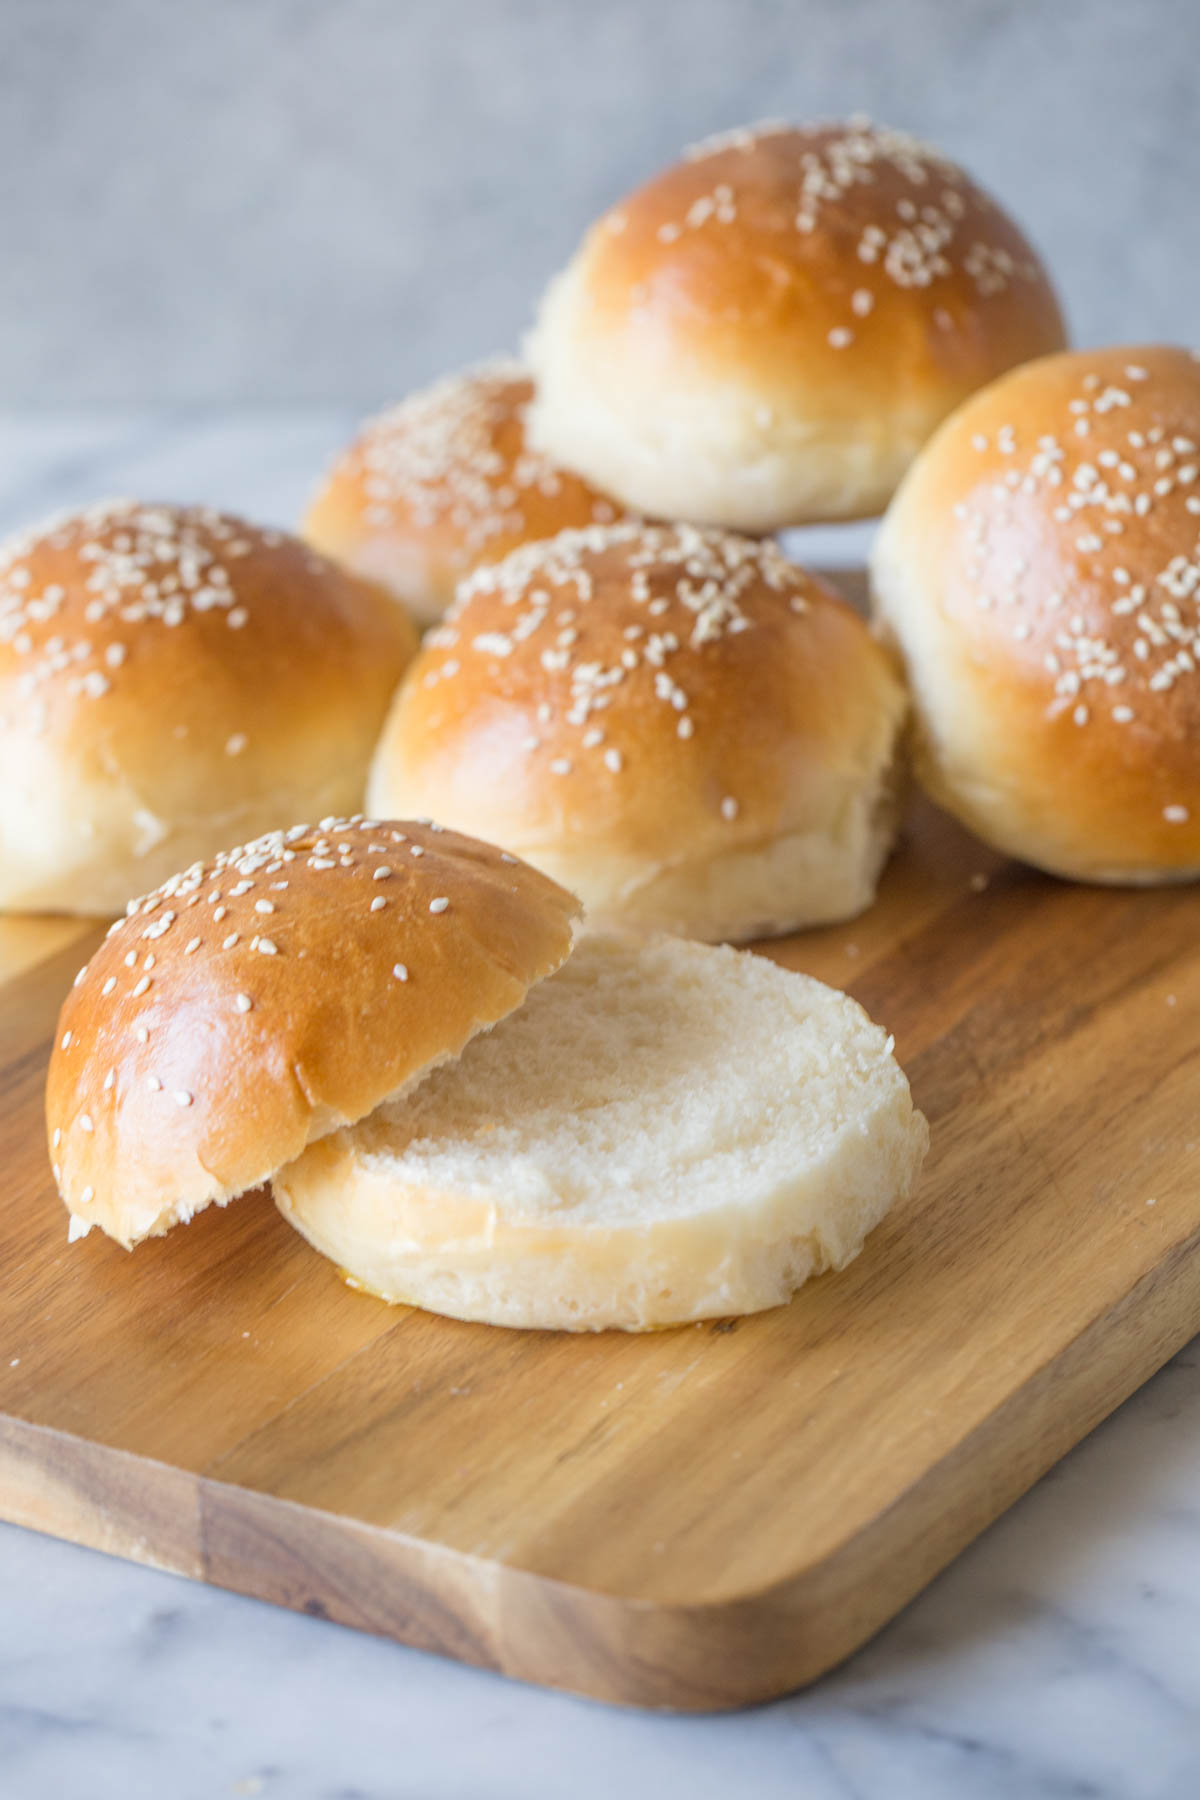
[46, 819, 579, 1248]
[368, 522, 907, 942]
[872, 345, 1200, 882]
[526, 119, 1066, 530]
[0, 501, 419, 916]
[302, 360, 626, 626]
[274, 934, 929, 1332]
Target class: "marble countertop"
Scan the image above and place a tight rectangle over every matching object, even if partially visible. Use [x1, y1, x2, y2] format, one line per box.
[2, 415, 1200, 1800]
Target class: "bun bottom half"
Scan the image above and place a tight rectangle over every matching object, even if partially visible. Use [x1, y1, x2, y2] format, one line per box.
[273, 935, 928, 1331]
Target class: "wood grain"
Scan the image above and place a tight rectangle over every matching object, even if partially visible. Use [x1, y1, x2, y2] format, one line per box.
[2, 798, 1199, 1710]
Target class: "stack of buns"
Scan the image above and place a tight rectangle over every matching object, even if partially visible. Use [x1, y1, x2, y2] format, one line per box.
[31, 112, 1194, 1331]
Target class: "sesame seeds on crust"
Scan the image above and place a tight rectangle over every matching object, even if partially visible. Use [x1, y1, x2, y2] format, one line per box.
[626, 118, 1052, 353]
[318, 361, 620, 569]
[414, 521, 820, 824]
[0, 500, 336, 726]
[945, 349, 1200, 734]
[55, 818, 454, 1091]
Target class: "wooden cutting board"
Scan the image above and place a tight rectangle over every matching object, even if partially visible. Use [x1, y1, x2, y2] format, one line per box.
[2, 797, 1199, 1712]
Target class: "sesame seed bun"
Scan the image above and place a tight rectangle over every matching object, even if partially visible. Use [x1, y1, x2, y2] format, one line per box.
[301, 360, 626, 626]
[46, 818, 580, 1248]
[0, 501, 420, 916]
[871, 346, 1200, 882]
[526, 119, 1066, 531]
[366, 523, 907, 942]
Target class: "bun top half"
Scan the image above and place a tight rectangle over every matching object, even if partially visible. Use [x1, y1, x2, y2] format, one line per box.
[47, 817, 579, 1247]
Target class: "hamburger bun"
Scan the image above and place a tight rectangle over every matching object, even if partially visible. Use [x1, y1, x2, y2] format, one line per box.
[302, 359, 626, 626]
[0, 501, 419, 915]
[527, 118, 1066, 530]
[367, 522, 908, 941]
[871, 345, 1200, 882]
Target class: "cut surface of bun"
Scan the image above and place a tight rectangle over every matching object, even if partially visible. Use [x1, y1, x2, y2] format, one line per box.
[0, 500, 419, 916]
[871, 345, 1200, 882]
[527, 118, 1066, 530]
[302, 359, 626, 625]
[47, 819, 579, 1248]
[274, 934, 928, 1331]
[368, 522, 907, 941]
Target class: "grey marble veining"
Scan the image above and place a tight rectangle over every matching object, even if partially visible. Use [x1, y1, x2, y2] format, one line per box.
[1, 414, 1200, 1798]
[3, 0, 1198, 407]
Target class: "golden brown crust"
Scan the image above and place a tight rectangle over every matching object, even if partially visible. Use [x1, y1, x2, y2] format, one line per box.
[527, 120, 1067, 527]
[46, 818, 580, 1247]
[368, 523, 907, 934]
[0, 501, 420, 914]
[301, 361, 626, 624]
[871, 345, 1200, 879]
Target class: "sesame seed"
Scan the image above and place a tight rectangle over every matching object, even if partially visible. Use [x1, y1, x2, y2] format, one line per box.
[131, 975, 150, 997]
[81, 1187, 94, 1205]
[185, 937, 201, 954]
[392, 963, 409, 981]
[235, 993, 253, 1012]
[827, 327, 854, 350]
[256, 937, 278, 954]
[604, 747, 624, 773]
[370, 896, 387, 912]
[429, 897, 449, 914]
[1164, 804, 1190, 823]
[136, 1026, 149, 1044]
[147, 1075, 161, 1091]
[254, 899, 275, 913]
[721, 796, 739, 821]
[225, 733, 247, 756]
[78, 1113, 93, 1133]
[500, 852, 517, 864]
[61, 1030, 72, 1049]
[222, 933, 239, 950]
[101, 976, 116, 996]
[550, 757, 572, 775]
[409, 844, 424, 857]
[373, 866, 392, 880]
[174, 1090, 193, 1108]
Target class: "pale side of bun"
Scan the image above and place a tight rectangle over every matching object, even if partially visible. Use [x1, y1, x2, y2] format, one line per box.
[0, 501, 420, 916]
[872, 345, 1200, 882]
[368, 523, 907, 941]
[274, 934, 929, 1331]
[301, 360, 626, 626]
[46, 819, 579, 1249]
[526, 119, 1066, 530]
